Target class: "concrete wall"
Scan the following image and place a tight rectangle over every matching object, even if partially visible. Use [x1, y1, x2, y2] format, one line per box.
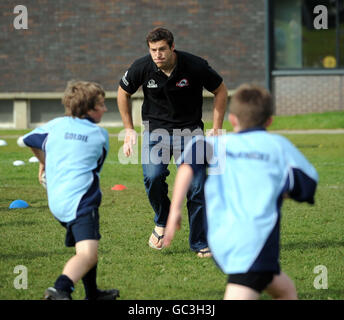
[0, 91, 230, 128]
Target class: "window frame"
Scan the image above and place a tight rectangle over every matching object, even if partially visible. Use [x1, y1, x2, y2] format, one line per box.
[267, 0, 344, 76]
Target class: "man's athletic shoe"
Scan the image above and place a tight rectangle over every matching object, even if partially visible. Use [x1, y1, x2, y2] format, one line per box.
[86, 288, 120, 300]
[43, 287, 72, 300]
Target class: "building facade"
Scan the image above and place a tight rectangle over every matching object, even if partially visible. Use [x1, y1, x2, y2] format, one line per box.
[269, 0, 344, 115]
[0, 0, 343, 128]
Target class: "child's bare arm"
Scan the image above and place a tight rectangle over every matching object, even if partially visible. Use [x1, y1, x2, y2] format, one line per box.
[30, 147, 46, 184]
[164, 164, 194, 247]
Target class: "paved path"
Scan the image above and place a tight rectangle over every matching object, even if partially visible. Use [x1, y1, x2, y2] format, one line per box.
[270, 129, 344, 134]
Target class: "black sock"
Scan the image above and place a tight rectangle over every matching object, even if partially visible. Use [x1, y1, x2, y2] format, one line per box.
[54, 274, 74, 295]
[82, 264, 98, 299]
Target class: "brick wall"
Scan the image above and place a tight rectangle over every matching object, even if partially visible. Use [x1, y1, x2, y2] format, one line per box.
[0, 0, 266, 92]
[273, 75, 344, 115]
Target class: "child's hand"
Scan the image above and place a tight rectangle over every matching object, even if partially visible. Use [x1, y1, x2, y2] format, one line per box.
[163, 209, 182, 247]
[38, 162, 46, 187]
[38, 162, 44, 180]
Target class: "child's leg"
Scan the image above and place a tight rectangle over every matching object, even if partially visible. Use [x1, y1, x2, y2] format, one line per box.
[265, 272, 298, 300]
[224, 283, 260, 300]
[51, 239, 98, 298]
[62, 239, 99, 284]
[82, 263, 98, 299]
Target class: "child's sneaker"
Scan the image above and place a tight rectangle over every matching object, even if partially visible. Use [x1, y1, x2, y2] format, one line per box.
[86, 288, 120, 300]
[44, 287, 72, 300]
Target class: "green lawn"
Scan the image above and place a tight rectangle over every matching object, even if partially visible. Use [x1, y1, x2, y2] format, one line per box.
[0, 111, 343, 300]
[206, 111, 344, 132]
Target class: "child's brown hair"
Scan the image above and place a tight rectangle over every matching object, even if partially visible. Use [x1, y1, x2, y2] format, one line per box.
[229, 83, 274, 129]
[63, 81, 105, 118]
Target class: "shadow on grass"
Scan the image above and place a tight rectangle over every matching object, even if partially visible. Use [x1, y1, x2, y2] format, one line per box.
[0, 220, 36, 227]
[282, 240, 344, 251]
[295, 144, 321, 148]
[299, 289, 344, 300]
[202, 288, 226, 299]
[0, 206, 48, 213]
[162, 248, 195, 256]
[0, 248, 67, 261]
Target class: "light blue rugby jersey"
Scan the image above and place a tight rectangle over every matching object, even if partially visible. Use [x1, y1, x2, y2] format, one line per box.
[20, 116, 109, 223]
[185, 128, 318, 274]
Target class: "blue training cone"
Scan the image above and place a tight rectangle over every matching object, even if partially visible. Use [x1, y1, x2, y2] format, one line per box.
[9, 200, 29, 209]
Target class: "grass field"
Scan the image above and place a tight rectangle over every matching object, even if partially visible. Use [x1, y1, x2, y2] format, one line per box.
[0, 111, 343, 300]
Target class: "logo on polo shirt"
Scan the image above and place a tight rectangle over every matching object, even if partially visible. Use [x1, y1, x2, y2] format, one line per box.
[176, 78, 189, 87]
[122, 71, 129, 86]
[147, 79, 158, 88]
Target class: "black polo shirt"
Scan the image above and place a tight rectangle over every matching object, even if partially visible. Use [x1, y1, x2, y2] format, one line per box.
[119, 50, 223, 133]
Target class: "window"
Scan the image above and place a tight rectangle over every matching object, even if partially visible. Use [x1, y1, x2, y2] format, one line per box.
[272, 0, 344, 69]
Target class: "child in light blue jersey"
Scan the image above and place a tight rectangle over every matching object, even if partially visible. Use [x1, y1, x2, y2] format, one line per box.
[164, 83, 318, 300]
[18, 81, 119, 300]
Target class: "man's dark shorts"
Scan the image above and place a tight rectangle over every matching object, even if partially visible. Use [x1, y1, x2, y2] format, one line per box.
[59, 209, 101, 247]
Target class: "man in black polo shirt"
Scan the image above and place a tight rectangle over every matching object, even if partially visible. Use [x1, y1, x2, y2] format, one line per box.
[117, 27, 227, 257]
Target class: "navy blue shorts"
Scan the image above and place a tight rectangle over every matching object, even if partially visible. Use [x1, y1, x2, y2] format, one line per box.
[228, 272, 276, 293]
[59, 209, 101, 247]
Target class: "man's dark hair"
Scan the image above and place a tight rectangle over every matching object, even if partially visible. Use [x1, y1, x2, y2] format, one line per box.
[146, 27, 174, 47]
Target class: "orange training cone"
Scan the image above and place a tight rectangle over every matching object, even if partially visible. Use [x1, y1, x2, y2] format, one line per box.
[111, 184, 127, 191]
